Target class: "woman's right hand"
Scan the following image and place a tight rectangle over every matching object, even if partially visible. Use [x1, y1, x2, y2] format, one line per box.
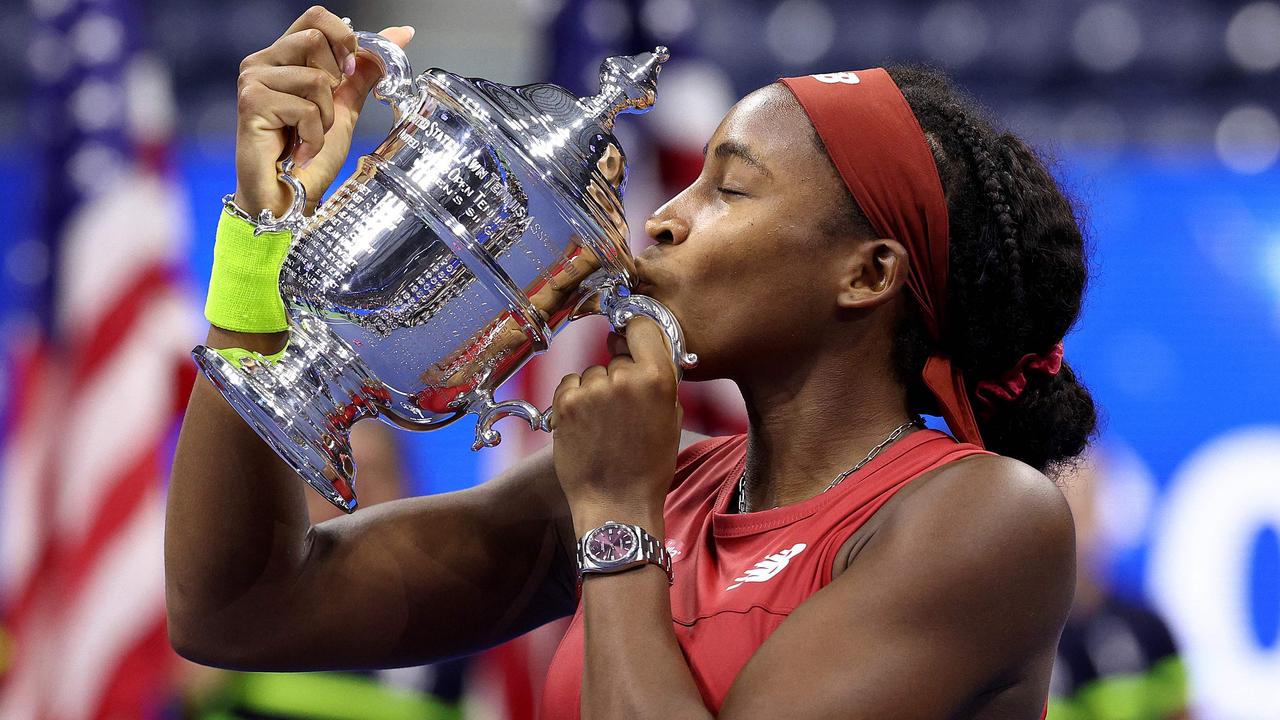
[233, 6, 415, 217]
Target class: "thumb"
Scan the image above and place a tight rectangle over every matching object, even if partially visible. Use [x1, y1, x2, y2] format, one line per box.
[333, 25, 417, 117]
[623, 316, 679, 385]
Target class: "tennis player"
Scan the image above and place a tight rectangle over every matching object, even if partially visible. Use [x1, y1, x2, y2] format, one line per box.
[167, 7, 1097, 718]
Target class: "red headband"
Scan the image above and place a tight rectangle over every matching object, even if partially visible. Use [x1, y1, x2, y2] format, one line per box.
[780, 69, 985, 448]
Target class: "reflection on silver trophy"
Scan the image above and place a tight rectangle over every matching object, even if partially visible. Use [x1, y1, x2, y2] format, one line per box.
[192, 31, 695, 512]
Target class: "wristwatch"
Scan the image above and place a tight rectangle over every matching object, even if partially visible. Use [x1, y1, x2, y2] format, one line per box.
[577, 521, 673, 586]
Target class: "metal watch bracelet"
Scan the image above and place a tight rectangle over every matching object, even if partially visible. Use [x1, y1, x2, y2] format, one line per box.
[577, 521, 673, 586]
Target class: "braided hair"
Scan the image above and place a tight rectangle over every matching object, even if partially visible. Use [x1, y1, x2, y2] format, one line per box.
[805, 66, 1098, 474]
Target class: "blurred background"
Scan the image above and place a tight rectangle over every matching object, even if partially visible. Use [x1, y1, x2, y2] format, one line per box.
[0, 0, 1277, 718]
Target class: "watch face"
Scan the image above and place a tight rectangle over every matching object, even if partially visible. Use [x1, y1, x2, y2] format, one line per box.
[586, 524, 637, 565]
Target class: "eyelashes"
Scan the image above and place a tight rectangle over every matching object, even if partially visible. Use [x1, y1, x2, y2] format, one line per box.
[716, 186, 748, 197]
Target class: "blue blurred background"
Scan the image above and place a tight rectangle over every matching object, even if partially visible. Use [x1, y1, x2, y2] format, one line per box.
[1, 0, 1278, 717]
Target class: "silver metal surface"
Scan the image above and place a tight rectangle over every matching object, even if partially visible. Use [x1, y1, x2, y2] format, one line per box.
[253, 157, 308, 234]
[576, 521, 673, 584]
[193, 31, 692, 512]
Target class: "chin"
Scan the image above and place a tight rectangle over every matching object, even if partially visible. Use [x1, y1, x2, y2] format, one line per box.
[675, 334, 725, 383]
[629, 287, 718, 379]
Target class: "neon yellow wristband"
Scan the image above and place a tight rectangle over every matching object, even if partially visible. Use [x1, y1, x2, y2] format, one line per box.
[215, 345, 288, 369]
[204, 208, 294, 333]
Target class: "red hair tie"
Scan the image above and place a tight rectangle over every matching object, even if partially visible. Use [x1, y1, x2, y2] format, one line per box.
[974, 342, 1065, 419]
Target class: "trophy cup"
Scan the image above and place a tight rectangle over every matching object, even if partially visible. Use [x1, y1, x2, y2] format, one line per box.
[192, 32, 696, 513]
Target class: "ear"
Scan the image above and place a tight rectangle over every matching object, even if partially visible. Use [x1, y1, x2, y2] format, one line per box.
[835, 238, 909, 309]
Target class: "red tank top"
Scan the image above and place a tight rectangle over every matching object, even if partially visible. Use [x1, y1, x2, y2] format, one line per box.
[540, 428, 990, 718]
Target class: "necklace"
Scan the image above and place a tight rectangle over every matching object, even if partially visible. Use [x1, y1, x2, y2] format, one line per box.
[737, 416, 924, 514]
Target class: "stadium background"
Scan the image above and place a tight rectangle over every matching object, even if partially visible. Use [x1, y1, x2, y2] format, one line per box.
[0, 0, 1278, 717]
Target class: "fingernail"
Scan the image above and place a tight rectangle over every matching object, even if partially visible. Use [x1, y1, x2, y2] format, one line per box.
[403, 25, 416, 39]
[343, 53, 356, 77]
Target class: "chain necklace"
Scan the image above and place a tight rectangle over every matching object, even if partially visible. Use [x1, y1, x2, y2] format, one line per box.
[737, 416, 924, 514]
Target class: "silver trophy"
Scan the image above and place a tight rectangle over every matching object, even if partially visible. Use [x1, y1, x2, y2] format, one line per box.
[192, 32, 695, 512]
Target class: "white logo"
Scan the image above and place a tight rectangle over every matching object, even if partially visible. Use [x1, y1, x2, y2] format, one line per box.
[811, 72, 860, 85]
[664, 538, 684, 562]
[726, 543, 807, 590]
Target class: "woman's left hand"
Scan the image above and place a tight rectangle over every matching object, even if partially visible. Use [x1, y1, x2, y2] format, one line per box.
[551, 317, 683, 532]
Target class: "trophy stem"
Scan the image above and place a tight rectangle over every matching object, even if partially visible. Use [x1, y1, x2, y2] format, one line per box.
[191, 317, 388, 513]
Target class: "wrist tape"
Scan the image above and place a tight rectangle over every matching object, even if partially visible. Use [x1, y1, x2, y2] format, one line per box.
[204, 209, 293, 333]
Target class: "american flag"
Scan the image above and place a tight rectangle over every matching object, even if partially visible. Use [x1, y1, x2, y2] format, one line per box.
[0, 0, 197, 717]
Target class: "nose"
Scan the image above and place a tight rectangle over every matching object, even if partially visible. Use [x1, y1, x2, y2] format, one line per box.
[644, 204, 690, 246]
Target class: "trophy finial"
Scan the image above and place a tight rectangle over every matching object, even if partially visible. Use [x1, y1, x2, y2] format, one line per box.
[584, 46, 670, 129]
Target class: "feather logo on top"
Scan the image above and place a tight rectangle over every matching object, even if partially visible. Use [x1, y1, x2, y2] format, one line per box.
[726, 543, 808, 590]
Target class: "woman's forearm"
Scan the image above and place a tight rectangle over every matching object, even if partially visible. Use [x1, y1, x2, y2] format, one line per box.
[164, 326, 312, 664]
[576, 508, 712, 720]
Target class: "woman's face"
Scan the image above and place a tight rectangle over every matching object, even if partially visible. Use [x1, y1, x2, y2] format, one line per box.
[635, 84, 871, 382]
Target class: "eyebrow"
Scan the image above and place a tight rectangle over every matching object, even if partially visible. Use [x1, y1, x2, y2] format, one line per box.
[703, 140, 774, 178]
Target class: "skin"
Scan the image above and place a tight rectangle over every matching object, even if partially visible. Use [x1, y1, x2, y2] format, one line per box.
[166, 6, 1075, 717]
[174, 421, 407, 704]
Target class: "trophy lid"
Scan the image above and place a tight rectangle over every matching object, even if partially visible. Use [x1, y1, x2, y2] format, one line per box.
[418, 48, 669, 263]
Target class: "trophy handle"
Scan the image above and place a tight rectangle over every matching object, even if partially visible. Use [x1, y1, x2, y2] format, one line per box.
[468, 393, 545, 451]
[352, 30, 420, 120]
[465, 276, 697, 446]
[534, 274, 698, 435]
[595, 277, 698, 372]
[253, 156, 309, 234]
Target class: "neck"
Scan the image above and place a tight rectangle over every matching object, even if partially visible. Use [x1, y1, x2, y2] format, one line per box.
[736, 347, 917, 511]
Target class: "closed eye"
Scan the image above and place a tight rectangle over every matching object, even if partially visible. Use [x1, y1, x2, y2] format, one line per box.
[717, 186, 748, 197]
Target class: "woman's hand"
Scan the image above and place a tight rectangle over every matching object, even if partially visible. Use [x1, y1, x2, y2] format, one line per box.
[551, 318, 683, 533]
[233, 6, 415, 217]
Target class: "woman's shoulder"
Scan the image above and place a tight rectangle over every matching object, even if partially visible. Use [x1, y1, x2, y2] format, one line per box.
[871, 451, 1075, 607]
[894, 452, 1073, 549]
[826, 452, 1076, 672]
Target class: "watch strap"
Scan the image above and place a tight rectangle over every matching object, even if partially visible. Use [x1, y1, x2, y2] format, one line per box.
[577, 522, 673, 585]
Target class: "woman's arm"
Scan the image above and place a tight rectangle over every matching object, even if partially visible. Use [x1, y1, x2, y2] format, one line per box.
[166, 6, 581, 670]
[167, 335, 710, 670]
[166, 325, 578, 669]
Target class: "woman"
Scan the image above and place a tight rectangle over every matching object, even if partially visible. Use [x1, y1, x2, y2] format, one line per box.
[167, 6, 1096, 718]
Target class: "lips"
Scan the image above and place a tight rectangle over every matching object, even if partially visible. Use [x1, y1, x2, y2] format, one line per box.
[633, 277, 658, 296]
[633, 257, 659, 295]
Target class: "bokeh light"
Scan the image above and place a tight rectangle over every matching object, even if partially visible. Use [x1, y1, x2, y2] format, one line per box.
[918, 2, 989, 69]
[1072, 3, 1143, 73]
[640, 0, 695, 41]
[1225, 1, 1280, 73]
[1215, 104, 1280, 175]
[764, 0, 836, 67]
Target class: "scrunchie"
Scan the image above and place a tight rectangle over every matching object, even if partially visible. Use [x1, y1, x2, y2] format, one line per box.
[974, 342, 1065, 420]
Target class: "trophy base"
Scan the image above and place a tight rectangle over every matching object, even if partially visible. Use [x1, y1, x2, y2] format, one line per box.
[192, 317, 387, 513]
